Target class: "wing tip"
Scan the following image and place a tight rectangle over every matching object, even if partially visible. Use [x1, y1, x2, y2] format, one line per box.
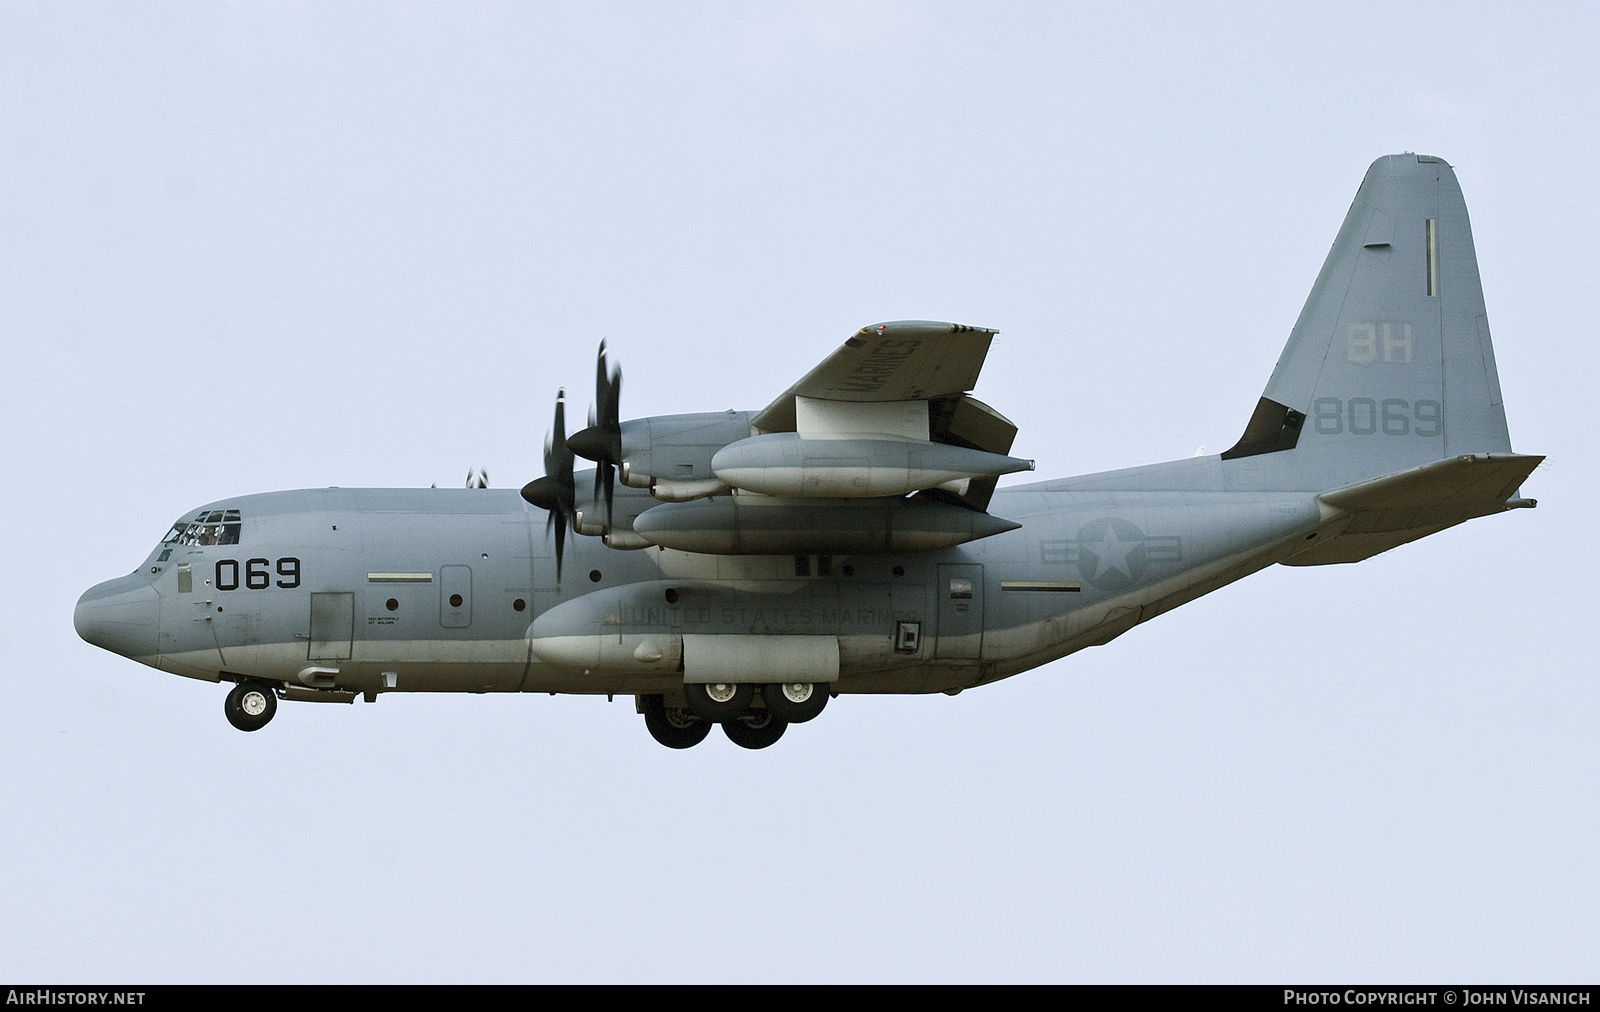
[856, 321, 998, 341]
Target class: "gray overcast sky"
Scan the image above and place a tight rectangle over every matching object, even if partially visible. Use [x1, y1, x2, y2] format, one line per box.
[3, 2, 1596, 982]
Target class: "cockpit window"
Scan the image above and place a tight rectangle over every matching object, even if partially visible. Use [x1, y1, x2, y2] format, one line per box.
[163, 509, 242, 546]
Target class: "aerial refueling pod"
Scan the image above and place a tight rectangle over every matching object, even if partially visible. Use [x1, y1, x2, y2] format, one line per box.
[631, 494, 1021, 554]
[710, 432, 1033, 498]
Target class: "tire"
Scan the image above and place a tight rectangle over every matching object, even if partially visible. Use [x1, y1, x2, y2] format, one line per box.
[722, 711, 788, 750]
[640, 694, 712, 749]
[762, 682, 830, 723]
[684, 681, 754, 722]
[224, 681, 277, 732]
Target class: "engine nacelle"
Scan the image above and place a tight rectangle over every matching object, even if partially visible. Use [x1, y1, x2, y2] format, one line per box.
[607, 411, 758, 493]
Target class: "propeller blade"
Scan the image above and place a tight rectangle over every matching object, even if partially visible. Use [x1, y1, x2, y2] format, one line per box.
[522, 389, 578, 582]
[553, 510, 566, 583]
[590, 338, 607, 429]
[568, 341, 623, 462]
[567, 341, 623, 529]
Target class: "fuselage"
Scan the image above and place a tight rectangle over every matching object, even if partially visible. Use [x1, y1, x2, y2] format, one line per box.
[73, 457, 1331, 699]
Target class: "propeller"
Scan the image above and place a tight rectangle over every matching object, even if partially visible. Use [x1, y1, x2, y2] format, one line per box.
[521, 390, 577, 581]
[566, 340, 623, 530]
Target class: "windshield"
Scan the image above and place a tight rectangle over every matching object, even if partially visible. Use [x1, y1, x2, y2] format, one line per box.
[162, 509, 242, 547]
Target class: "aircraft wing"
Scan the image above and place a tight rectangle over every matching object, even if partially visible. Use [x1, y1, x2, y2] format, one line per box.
[753, 321, 999, 431]
[750, 321, 1019, 511]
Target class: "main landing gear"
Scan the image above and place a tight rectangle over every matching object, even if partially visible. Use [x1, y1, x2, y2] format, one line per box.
[640, 682, 831, 750]
[762, 681, 828, 723]
[224, 681, 278, 732]
[640, 694, 713, 749]
[722, 708, 787, 750]
[683, 681, 754, 722]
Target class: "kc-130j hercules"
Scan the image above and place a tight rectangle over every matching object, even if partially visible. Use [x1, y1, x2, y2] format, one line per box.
[75, 154, 1541, 749]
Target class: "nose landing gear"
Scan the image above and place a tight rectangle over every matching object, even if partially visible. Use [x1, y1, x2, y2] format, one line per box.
[224, 681, 278, 732]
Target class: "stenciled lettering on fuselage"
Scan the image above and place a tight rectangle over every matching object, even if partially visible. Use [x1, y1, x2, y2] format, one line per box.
[612, 603, 899, 631]
[1038, 517, 1182, 593]
[213, 557, 302, 591]
[1322, 321, 1444, 436]
[1311, 398, 1442, 436]
[1347, 322, 1415, 364]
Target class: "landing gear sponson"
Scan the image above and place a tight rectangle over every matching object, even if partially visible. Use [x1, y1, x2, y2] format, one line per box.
[638, 683, 830, 749]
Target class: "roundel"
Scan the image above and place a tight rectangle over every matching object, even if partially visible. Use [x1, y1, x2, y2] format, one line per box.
[1075, 516, 1150, 592]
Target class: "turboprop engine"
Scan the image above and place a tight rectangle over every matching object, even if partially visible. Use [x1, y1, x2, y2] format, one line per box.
[529, 324, 1035, 567]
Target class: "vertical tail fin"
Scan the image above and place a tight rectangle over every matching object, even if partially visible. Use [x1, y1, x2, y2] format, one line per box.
[1223, 154, 1515, 487]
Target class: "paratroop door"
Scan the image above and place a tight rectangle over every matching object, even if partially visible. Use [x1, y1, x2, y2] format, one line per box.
[308, 591, 353, 660]
[935, 564, 983, 660]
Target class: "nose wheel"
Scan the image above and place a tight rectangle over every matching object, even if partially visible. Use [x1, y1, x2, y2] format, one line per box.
[224, 681, 278, 732]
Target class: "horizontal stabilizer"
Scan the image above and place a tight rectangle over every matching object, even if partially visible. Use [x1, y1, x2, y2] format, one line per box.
[1286, 453, 1541, 565]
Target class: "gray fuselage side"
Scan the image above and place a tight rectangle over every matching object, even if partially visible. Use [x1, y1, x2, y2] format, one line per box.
[112, 455, 1331, 698]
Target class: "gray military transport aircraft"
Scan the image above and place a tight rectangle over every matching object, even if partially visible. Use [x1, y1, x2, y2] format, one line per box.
[75, 153, 1540, 749]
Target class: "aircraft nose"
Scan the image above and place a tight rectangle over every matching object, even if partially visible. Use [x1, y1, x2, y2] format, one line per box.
[74, 574, 160, 659]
